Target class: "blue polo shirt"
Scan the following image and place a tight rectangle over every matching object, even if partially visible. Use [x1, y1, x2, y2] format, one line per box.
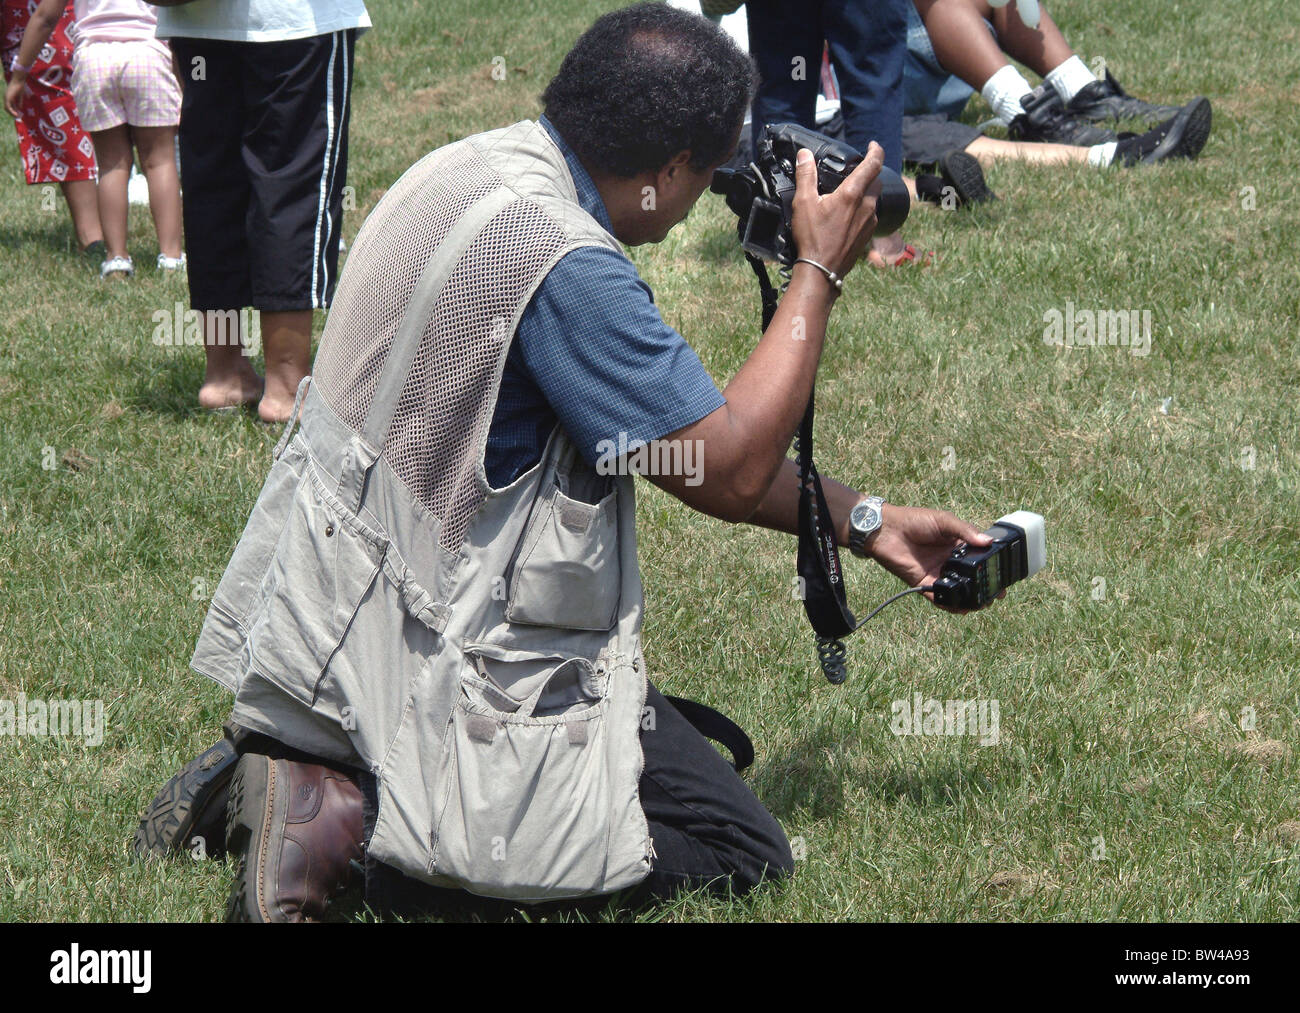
[483, 117, 726, 488]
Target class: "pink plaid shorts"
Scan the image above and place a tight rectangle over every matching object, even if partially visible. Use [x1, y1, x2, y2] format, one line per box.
[70, 39, 180, 133]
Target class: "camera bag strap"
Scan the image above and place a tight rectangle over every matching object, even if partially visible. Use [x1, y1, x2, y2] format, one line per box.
[664, 695, 754, 773]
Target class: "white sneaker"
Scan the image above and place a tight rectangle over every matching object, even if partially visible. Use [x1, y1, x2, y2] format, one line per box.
[157, 253, 187, 271]
[101, 256, 134, 278]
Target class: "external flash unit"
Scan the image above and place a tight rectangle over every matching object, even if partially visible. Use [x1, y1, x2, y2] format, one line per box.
[931, 510, 1047, 610]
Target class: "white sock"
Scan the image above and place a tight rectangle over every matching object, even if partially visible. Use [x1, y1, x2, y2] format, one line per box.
[981, 64, 1035, 125]
[1086, 141, 1117, 167]
[1045, 55, 1097, 105]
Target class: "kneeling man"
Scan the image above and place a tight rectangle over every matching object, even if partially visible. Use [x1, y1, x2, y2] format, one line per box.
[136, 2, 995, 920]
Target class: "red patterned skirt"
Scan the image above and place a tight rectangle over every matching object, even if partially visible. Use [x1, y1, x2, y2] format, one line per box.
[2, 0, 97, 184]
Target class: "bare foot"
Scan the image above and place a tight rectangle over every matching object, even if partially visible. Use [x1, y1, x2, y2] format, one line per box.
[259, 310, 313, 425]
[867, 233, 934, 269]
[257, 391, 299, 425]
[199, 366, 264, 413]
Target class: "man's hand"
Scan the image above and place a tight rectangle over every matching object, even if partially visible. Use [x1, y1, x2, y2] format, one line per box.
[867, 504, 996, 611]
[789, 139, 885, 280]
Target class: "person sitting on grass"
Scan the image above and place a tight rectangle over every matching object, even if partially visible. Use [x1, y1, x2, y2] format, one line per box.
[5, 0, 184, 279]
[900, 0, 1212, 206]
[131, 3, 1002, 921]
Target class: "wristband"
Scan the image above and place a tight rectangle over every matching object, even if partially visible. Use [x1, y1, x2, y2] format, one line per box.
[794, 257, 843, 293]
[11, 59, 33, 74]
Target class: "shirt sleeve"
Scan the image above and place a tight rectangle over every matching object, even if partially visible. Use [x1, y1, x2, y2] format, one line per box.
[515, 244, 726, 468]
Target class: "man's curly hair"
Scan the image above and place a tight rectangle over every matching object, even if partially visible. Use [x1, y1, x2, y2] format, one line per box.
[542, 3, 757, 177]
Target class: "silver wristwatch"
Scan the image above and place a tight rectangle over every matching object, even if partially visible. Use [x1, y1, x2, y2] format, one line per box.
[847, 496, 885, 557]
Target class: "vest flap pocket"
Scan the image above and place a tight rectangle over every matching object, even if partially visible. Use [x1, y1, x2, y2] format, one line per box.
[430, 647, 614, 898]
[462, 643, 606, 718]
[245, 466, 387, 708]
[505, 479, 620, 632]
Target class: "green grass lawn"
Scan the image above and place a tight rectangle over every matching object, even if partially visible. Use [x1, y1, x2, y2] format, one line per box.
[1, 0, 1297, 921]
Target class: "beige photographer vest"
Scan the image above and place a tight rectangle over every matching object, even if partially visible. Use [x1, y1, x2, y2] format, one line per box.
[190, 120, 653, 901]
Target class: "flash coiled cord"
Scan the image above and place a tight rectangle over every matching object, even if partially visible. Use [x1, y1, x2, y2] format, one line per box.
[815, 586, 935, 684]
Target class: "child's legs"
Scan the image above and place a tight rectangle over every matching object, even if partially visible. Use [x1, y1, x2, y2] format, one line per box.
[966, 134, 1086, 165]
[914, 0, 1010, 90]
[166, 38, 263, 409]
[133, 125, 183, 258]
[89, 125, 133, 260]
[59, 180, 104, 249]
[988, 3, 1075, 78]
[243, 29, 356, 422]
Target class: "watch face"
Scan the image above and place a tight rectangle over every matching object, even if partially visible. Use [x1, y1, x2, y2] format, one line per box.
[851, 501, 881, 532]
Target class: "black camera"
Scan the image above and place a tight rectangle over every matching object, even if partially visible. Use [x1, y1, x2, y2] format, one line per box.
[711, 122, 910, 266]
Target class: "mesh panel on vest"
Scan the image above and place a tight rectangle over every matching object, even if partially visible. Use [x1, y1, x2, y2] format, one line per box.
[388, 199, 567, 550]
[314, 143, 498, 434]
[314, 141, 569, 552]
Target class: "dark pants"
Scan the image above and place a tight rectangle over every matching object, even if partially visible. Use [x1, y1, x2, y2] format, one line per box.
[746, 0, 908, 172]
[170, 30, 355, 312]
[360, 681, 794, 916]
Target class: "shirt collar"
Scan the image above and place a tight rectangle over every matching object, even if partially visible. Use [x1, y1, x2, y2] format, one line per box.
[539, 115, 614, 234]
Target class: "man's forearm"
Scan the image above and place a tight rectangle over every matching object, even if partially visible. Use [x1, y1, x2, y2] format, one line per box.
[745, 456, 864, 549]
[709, 263, 838, 510]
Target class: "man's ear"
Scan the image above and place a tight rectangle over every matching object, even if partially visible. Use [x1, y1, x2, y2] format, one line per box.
[660, 149, 694, 186]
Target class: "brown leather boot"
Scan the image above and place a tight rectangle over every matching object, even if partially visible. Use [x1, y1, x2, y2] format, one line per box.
[224, 752, 364, 922]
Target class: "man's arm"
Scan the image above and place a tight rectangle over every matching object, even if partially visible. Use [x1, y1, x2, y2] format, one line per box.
[743, 458, 993, 598]
[644, 144, 883, 523]
[744, 457, 859, 546]
[640, 143, 994, 597]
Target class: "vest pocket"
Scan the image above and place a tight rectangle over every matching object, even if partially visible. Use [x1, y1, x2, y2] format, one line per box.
[244, 465, 387, 708]
[430, 644, 615, 899]
[505, 476, 621, 631]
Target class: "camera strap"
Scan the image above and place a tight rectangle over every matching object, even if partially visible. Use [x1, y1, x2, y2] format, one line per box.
[746, 253, 857, 683]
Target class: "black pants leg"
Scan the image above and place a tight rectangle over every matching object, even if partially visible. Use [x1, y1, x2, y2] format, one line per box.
[747, 0, 908, 173]
[169, 31, 354, 313]
[632, 682, 793, 900]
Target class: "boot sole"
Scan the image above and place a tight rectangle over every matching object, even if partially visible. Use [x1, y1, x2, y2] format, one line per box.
[938, 150, 997, 206]
[225, 753, 280, 923]
[132, 737, 238, 860]
[1145, 97, 1212, 163]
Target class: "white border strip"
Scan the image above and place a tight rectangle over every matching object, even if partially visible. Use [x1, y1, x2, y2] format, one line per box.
[311, 31, 341, 308]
